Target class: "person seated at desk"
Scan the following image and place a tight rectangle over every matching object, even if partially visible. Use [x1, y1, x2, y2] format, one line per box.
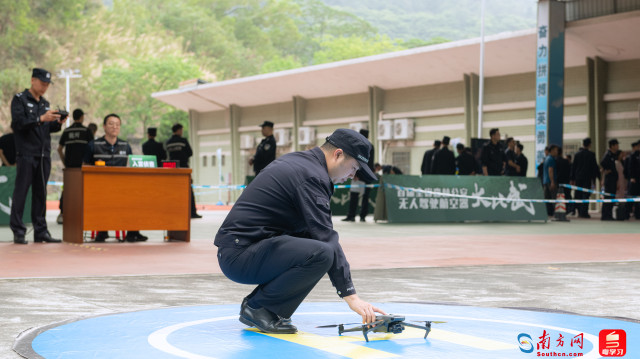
[83, 113, 147, 242]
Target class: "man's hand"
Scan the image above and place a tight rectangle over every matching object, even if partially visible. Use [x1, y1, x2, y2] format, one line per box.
[343, 294, 387, 325]
[248, 156, 254, 166]
[41, 110, 61, 123]
[550, 182, 557, 191]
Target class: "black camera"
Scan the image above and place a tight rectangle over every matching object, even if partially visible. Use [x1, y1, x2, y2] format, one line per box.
[55, 109, 69, 121]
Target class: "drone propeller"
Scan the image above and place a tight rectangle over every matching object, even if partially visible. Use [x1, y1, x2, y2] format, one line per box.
[409, 320, 447, 324]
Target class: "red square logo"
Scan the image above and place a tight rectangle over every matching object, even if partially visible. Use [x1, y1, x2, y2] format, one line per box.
[599, 330, 626, 357]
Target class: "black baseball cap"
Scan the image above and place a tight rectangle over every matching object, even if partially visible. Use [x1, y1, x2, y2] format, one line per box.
[259, 121, 274, 128]
[326, 128, 376, 182]
[32, 68, 52, 83]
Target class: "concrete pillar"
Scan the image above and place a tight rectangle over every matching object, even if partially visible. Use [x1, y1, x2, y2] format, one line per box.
[464, 73, 479, 144]
[229, 104, 242, 186]
[593, 56, 608, 160]
[368, 86, 384, 163]
[293, 96, 306, 151]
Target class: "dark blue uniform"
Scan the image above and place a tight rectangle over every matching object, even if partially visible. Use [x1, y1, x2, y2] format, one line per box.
[142, 138, 166, 167]
[215, 147, 355, 319]
[253, 135, 276, 175]
[600, 150, 618, 220]
[83, 136, 132, 166]
[59, 123, 93, 168]
[481, 141, 505, 176]
[570, 147, 599, 217]
[10, 89, 62, 237]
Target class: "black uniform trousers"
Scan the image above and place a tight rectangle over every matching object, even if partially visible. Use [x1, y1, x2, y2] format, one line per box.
[602, 180, 616, 220]
[217, 235, 334, 319]
[11, 156, 51, 236]
[629, 181, 640, 219]
[574, 179, 592, 217]
[543, 184, 557, 216]
[346, 188, 371, 220]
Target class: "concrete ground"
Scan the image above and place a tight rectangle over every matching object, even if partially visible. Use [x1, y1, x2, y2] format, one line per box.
[1, 208, 639, 358]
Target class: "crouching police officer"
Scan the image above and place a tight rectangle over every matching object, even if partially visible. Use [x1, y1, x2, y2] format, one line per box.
[11, 68, 63, 244]
[215, 128, 386, 334]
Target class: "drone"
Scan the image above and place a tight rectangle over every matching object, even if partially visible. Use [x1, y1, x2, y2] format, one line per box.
[317, 314, 446, 342]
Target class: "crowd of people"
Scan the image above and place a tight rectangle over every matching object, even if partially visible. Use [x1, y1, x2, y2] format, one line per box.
[1, 68, 201, 245]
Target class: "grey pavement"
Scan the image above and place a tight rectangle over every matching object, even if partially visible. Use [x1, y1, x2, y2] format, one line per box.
[1, 209, 639, 358]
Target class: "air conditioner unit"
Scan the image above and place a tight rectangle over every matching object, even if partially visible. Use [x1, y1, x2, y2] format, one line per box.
[239, 134, 254, 150]
[349, 122, 368, 133]
[378, 120, 393, 140]
[393, 118, 414, 140]
[298, 126, 316, 145]
[273, 128, 291, 146]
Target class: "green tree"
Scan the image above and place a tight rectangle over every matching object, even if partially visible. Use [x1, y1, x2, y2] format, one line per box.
[312, 35, 400, 64]
[95, 56, 201, 138]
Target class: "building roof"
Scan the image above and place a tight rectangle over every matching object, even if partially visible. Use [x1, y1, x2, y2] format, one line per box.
[153, 10, 640, 113]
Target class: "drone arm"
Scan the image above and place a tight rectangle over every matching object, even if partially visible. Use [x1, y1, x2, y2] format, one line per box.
[403, 322, 432, 339]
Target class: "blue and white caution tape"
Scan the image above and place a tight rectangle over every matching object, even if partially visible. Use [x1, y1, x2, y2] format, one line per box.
[559, 183, 615, 197]
[333, 184, 380, 189]
[47, 181, 63, 186]
[384, 183, 640, 204]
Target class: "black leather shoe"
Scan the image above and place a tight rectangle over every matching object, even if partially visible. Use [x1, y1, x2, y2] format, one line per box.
[34, 232, 61, 243]
[14, 234, 27, 245]
[342, 217, 355, 222]
[94, 232, 108, 242]
[191, 213, 202, 219]
[125, 233, 138, 242]
[239, 304, 297, 334]
[136, 233, 148, 241]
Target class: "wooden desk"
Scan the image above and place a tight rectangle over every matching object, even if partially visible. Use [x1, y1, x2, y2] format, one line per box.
[63, 166, 192, 243]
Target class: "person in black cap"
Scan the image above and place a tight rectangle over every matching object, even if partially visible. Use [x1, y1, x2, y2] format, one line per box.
[249, 121, 276, 175]
[57, 108, 93, 224]
[166, 123, 201, 218]
[570, 138, 600, 218]
[10, 68, 65, 244]
[600, 139, 619, 220]
[420, 140, 440, 175]
[142, 127, 166, 167]
[215, 128, 386, 334]
[342, 129, 375, 222]
[431, 136, 456, 175]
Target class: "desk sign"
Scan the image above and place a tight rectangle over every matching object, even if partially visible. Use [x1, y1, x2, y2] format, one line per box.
[128, 155, 157, 168]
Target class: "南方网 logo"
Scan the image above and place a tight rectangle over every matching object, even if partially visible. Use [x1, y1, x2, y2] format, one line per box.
[518, 333, 534, 353]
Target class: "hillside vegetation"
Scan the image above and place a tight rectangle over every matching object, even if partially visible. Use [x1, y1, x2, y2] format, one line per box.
[1, 0, 537, 140]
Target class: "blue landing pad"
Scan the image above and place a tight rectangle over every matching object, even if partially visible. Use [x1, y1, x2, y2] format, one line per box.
[15, 302, 639, 358]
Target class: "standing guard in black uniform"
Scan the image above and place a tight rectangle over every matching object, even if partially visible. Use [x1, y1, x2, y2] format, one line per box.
[431, 136, 456, 175]
[420, 140, 440, 175]
[57, 109, 93, 224]
[504, 137, 520, 176]
[142, 127, 166, 167]
[84, 114, 147, 242]
[216, 128, 386, 334]
[455, 143, 477, 175]
[481, 128, 505, 176]
[249, 121, 276, 175]
[570, 138, 600, 218]
[166, 123, 201, 218]
[514, 143, 528, 177]
[10, 68, 64, 244]
[625, 141, 640, 219]
[600, 139, 619, 221]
